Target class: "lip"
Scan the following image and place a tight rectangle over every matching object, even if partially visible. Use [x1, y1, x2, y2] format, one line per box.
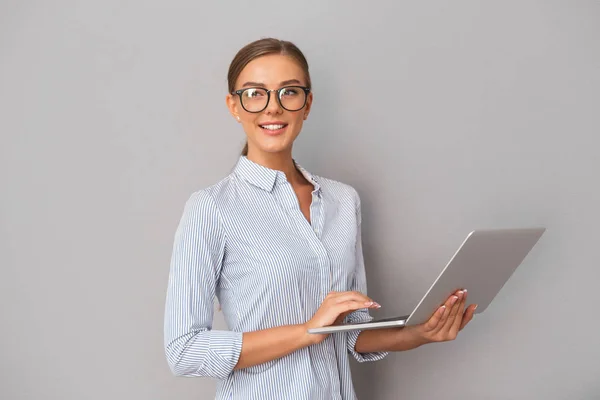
[258, 121, 289, 136]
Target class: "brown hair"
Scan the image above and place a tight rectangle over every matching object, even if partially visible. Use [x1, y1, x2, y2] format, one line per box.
[227, 38, 312, 156]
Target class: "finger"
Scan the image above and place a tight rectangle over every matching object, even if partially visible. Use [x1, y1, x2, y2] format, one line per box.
[423, 304, 447, 332]
[460, 304, 477, 331]
[438, 292, 462, 335]
[330, 292, 373, 304]
[446, 291, 465, 328]
[327, 291, 363, 300]
[330, 292, 376, 307]
[330, 290, 364, 297]
[335, 300, 378, 315]
[448, 290, 467, 337]
[430, 295, 459, 335]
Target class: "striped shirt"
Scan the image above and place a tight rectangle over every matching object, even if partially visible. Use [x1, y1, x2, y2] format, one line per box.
[164, 155, 388, 399]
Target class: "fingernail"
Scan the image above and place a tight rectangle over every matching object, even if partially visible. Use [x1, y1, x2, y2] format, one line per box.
[458, 291, 464, 298]
[463, 289, 467, 294]
[474, 304, 478, 310]
[439, 305, 446, 313]
[364, 301, 373, 306]
[452, 296, 459, 303]
[373, 302, 382, 308]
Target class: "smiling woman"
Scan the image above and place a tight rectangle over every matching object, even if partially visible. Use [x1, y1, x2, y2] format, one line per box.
[225, 39, 313, 159]
[163, 37, 476, 400]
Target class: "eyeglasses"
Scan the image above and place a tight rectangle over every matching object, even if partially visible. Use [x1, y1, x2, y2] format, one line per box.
[231, 86, 311, 113]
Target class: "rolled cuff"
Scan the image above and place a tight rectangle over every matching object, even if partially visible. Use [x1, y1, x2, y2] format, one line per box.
[168, 329, 244, 380]
[199, 330, 244, 379]
[346, 313, 389, 363]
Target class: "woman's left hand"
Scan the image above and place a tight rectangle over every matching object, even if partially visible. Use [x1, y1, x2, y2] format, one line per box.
[406, 289, 477, 345]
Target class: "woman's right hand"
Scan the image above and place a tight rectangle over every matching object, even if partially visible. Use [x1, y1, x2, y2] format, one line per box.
[303, 291, 381, 344]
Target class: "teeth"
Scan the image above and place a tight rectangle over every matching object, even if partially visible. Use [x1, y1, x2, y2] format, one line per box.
[261, 124, 285, 130]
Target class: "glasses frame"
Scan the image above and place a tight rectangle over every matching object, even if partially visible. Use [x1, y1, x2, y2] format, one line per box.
[231, 85, 311, 113]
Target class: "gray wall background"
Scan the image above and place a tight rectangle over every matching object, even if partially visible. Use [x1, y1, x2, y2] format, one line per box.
[1, 1, 599, 399]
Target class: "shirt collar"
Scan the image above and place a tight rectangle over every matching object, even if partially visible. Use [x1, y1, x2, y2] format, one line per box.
[234, 156, 321, 194]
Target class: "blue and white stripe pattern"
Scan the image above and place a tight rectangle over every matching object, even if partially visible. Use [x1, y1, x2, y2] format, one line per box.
[164, 156, 388, 399]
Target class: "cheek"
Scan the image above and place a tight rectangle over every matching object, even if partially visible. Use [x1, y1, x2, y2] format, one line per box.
[290, 113, 305, 127]
[242, 116, 260, 131]
[289, 119, 304, 137]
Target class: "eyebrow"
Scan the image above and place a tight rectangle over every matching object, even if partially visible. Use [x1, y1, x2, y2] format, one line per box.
[240, 79, 303, 88]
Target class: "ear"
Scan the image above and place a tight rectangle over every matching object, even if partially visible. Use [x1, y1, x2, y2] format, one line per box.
[303, 91, 313, 120]
[226, 93, 242, 122]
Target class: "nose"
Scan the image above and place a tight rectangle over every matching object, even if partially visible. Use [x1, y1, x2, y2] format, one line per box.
[264, 91, 283, 115]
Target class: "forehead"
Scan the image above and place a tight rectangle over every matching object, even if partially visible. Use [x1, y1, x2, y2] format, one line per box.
[236, 54, 306, 87]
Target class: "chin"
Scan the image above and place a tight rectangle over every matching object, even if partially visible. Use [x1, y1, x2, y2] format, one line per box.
[257, 144, 292, 154]
[251, 136, 293, 154]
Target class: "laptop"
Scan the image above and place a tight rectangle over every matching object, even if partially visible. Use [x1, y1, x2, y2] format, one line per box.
[307, 227, 546, 334]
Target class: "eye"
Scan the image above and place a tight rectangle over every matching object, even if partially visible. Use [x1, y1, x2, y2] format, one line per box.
[280, 87, 300, 97]
[244, 89, 265, 98]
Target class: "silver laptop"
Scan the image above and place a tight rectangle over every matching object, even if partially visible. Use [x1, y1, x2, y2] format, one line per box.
[307, 227, 546, 334]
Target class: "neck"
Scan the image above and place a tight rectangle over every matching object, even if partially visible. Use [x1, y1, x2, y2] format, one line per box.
[246, 149, 306, 185]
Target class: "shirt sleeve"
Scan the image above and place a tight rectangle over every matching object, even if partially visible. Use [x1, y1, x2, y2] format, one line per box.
[345, 189, 390, 363]
[164, 190, 243, 379]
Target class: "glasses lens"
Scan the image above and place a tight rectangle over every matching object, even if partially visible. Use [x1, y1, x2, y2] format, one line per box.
[239, 87, 307, 112]
[241, 88, 269, 112]
[279, 87, 306, 111]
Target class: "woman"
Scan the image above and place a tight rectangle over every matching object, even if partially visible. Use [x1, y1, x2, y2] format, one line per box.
[164, 37, 477, 400]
